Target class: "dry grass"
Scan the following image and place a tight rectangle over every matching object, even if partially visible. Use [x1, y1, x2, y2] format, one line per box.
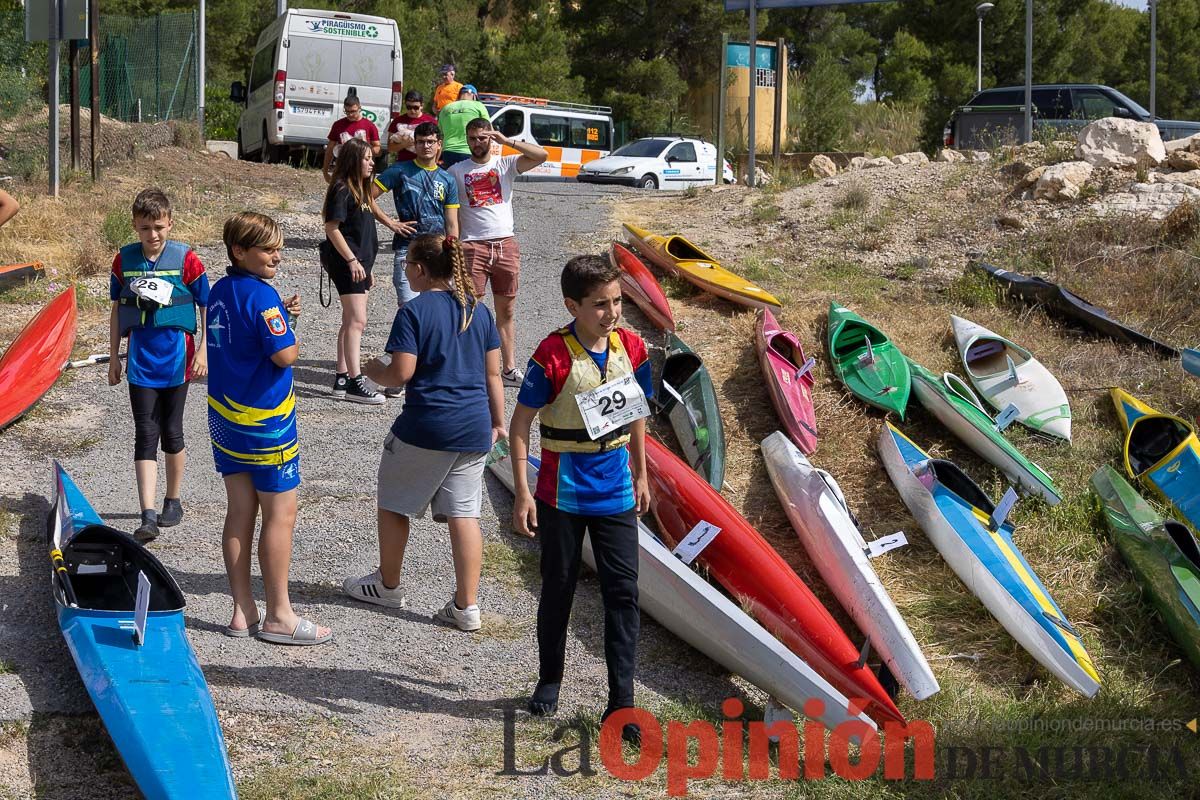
[615, 181, 1200, 797]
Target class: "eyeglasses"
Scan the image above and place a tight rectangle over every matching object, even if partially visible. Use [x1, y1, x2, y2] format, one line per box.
[406, 104, 422, 110]
[414, 138, 439, 146]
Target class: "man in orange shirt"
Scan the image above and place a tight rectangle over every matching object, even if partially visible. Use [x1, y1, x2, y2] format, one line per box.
[432, 64, 463, 114]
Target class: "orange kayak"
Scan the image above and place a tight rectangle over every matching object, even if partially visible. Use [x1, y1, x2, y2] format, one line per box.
[609, 241, 675, 332]
[0, 287, 77, 430]
[0, 261, 44, 293]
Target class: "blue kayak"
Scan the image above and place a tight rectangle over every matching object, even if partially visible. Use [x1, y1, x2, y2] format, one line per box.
[48, 462, 237, 799]
[1111, 388, 1200, 532]
[876, 423, 1101, 697]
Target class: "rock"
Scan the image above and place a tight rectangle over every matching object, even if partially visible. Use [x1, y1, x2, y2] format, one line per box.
[1164, 133, 1200, 154]
[861, 156, 893, 169]
[205, 140, 238, 159]
[1033, 160, 1094, 201]
[1091, 181, 1200, 220]
[849, 156, 868, 170]
[742, 165, 773, 185]
[1150, 169, 1200, 188]
[964, 150, 992, 163]
[891, 154, 911, 166]
[821, 178, 840, 187]
[808, 154, 837, 179]
[937, 149, 966, 163]
[1012, 141, 1046, 160]
[997, 213, 1024, 230]
[1075, 117, 1166, 168]
[1016, 165, 1046, 191]
[1167, 149, 1200, 172]
[901, 151, 930, 165]
[1000, 159, 1037, 180]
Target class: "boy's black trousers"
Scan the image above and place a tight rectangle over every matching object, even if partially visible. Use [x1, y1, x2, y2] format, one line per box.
[535, 499, 640, 709]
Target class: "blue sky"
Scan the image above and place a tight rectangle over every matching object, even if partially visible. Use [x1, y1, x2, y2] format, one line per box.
[1113, 0, 1147, 8]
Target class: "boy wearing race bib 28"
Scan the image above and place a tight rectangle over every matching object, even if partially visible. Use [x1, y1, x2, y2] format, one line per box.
[508, 255, 653, 745]
[107, 188, 209, 542]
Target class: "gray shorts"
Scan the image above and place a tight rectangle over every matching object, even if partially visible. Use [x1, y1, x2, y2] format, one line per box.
[377, 433, 486, 521]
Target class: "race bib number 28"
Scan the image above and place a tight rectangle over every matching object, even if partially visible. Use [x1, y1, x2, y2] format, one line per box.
[574, 373, 650, 441]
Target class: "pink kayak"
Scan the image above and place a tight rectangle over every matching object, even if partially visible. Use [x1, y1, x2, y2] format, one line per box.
[756, 307, 818, 454]
[609, 241, 675, 332]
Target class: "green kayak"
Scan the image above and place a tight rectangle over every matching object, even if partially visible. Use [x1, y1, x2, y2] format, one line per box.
[1091, 465, 1200, 671]
[826, 302, 911, 418]
[658, 333, 726, 491]
[908, 359, 1062, 505]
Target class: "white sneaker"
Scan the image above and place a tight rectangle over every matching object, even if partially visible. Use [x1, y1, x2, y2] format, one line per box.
[501, 367, 525, 388]
[433, 598, 481, 631]
[382, 385, 405, 399]
[342, 569, 406, 608]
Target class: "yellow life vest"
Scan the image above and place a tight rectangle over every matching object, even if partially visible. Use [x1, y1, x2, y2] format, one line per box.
[539, 327, 634, 453]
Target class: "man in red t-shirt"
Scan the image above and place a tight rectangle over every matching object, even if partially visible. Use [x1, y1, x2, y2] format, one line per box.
[322, 95, 381, 183]
[385, 90, 437, 164]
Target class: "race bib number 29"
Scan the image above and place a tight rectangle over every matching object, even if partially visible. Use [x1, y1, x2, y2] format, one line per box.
[574, 373, 650, 441]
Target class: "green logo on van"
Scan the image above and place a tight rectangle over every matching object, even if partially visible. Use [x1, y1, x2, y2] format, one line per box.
[361, 109, 379, 124]
[305, 19, 380, 39]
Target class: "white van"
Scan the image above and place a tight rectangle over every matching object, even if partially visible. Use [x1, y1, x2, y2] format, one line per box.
[478, 93, 613, 180]
[231, 8, 402, 162]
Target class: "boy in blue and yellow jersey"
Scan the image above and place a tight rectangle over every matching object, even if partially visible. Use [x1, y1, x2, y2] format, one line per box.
[207, 212, 331, 646]
[107, 188, 209, 542]
[508, 255, 653, 745]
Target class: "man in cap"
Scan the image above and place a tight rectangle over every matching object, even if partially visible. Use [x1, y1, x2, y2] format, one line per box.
[432, 64, 463, 114]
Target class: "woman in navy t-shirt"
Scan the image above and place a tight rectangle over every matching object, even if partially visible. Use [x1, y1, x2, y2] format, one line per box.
[343, 233, 506, 633]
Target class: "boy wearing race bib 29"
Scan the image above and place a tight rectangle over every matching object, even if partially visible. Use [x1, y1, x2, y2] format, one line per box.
[107, 188, 209, 542]
[508, 255, 652, 746]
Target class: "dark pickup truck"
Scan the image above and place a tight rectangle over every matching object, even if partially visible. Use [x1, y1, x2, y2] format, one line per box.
[944, 84, 1200, 150]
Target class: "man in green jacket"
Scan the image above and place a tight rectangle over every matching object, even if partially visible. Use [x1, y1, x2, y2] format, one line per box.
[438, 84, 490, 168]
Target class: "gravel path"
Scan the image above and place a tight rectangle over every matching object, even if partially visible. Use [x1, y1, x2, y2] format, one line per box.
[0, 181, 748, 797]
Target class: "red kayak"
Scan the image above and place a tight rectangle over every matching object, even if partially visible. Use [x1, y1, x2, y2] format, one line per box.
[756, 308, 818, 454]
[0, 286, 77, 431]
[645, 435, 904, 724]
[609, 241, 675, 332]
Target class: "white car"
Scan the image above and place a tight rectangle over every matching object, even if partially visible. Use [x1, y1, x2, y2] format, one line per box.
[577, 136, 733, 189]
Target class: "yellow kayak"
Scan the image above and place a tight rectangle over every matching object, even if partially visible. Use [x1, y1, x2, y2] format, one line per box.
[623, 223, 782, 310]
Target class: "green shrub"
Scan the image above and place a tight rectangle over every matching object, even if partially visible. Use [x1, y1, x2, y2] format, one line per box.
[787, 53, 854, 152]
[102, 208, 134, 249]
[203, 84, 241, 142]
[846, 101, 925, 156]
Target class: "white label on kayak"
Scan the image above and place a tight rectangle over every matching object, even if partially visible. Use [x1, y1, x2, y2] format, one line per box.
[673, 520, 721, 565]
[995, 403, 1021, 431]
[989, 487, 1020, 531]
[858, 336, 875, 366]
[133, 570, 150, 646]
[865, 531, 908, 559]
[75, 563, 108, 574]
[575, 372, 650, 441]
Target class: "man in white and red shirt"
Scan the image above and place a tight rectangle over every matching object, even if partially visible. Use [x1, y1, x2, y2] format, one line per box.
[322, 94, 381, 183]
[448, 118, 546, 387]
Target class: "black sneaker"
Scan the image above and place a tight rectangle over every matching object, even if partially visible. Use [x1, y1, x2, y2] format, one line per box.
[332, 373, 349, 399]
[159, 497, 184, 527]
[134, 509, 159, 542]
[343, 375, 385, 405]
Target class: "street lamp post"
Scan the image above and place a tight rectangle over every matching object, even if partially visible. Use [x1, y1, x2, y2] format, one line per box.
[976, 2, 994, 93]
[1149, 0, 1157, 118]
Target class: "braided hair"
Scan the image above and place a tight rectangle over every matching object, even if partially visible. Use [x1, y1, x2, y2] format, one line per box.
[408, 233, 478, 333]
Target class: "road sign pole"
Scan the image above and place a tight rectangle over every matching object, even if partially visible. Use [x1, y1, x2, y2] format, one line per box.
[1024, 0, 1032, 143]
[772, 37, 784, 177]
[716, 32, 727, 185]
[49, 0, 61, 197]
[747, 1, 757, 187]
[90, 0, 100, 180]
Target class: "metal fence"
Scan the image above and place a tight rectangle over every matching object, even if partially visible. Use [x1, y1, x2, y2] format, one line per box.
[55, 10, 200, 123]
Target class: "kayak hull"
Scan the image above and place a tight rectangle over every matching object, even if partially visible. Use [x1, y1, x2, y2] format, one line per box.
[0, 287, 77, 431]
[609, 241, 675, 332]
[623, 223, 782, 310]
[659, 334, 726, 490]
[827, 302, 911, 418]
[877, 424, 1100, 697]
[951, 314, 1071, 441]
[757, 308, 818, 455]
[974, 261, 1179, 358]
[645, 434, 904, 724]
[0, 261, 45, 293]
[1091, 465, 1200, 671]
[1111, 388, 1200, 531]
[48, 463, 237, 799]
[487, 447, 874, 731]
[908, 359, 1062, 505]
[761, 431, 939, 700]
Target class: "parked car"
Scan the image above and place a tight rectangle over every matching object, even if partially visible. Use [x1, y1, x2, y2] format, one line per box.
[577, 136, 733, 189]
[944, 84, 1200, 150]
[230, 8, 403, 162]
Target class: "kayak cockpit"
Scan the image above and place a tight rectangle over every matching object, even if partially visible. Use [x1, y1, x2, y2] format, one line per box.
[1166, 521, 1200, 571]
[917, 458, 995, 514]
[58, 525, 185, 612]
[664, 236, 718, 264]
[964, 337, 1030, 375]
[832, 323, 887, 359]
[1128, 416, 1190, 475]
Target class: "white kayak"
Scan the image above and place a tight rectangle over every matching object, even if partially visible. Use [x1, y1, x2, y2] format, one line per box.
[487, 445, 876, 732]
[877, 423, 1100, 697]
[950, 315, 1072, 442]
[760, 431, 939, 701]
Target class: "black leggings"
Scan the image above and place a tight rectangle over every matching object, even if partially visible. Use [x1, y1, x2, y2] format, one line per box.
[535, 500, 640, 708]
[129, 383, 189, 461]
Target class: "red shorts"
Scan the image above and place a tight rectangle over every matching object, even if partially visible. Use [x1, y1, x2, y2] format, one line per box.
[463, 237, 520, 298]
